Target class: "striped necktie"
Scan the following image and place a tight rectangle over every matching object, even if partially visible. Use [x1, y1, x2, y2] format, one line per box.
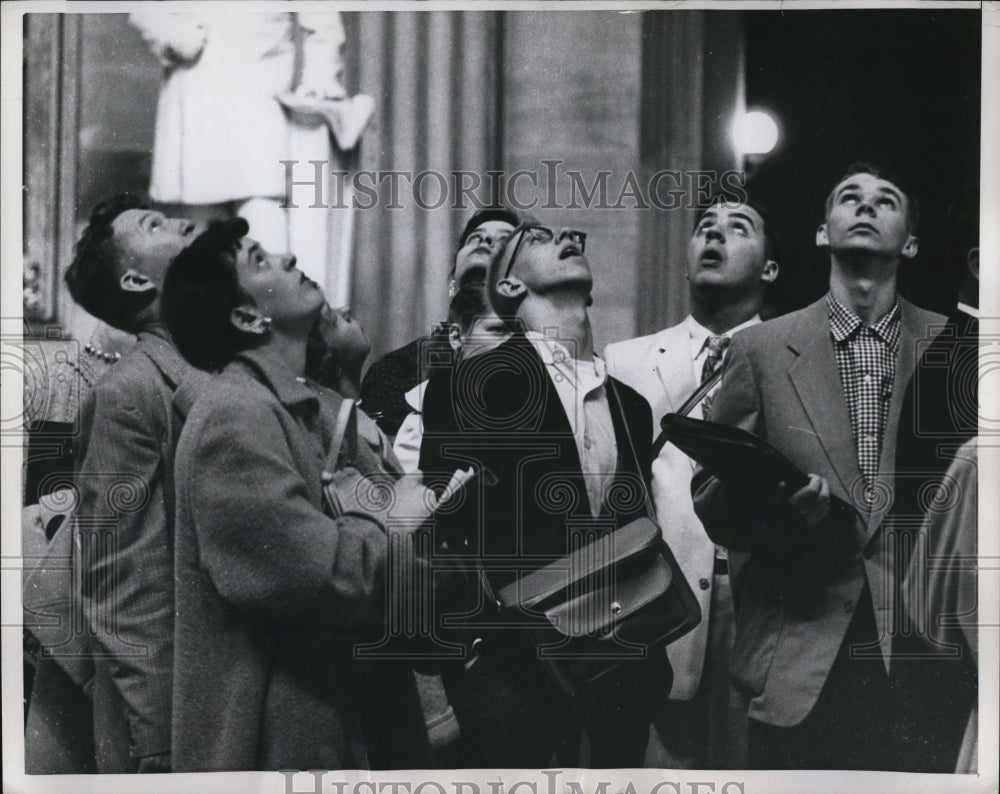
[700, 335, 731, 418]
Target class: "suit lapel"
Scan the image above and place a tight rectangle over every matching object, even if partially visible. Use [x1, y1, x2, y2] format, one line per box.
[654, 325, 698, 415]
[650, 325, 700, 471]
[606, 377, 652, 521]
[786, 300, 863, 502]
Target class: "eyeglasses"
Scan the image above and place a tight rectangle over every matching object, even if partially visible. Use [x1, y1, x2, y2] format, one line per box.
[502, 225, 587, 279]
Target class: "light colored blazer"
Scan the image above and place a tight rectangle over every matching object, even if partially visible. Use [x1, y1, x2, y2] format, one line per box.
[692, 296, 945, 727]
[605, 318, 745, 699]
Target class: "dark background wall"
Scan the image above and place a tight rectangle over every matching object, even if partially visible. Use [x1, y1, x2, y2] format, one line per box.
[742, 9, 981, 317]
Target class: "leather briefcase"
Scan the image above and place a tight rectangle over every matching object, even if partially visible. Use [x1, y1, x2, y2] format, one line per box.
[486, 516, 700, 697]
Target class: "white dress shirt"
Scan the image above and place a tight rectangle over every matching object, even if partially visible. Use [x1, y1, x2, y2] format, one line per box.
[525, 331, 618, 517]
[391, 380, 428, 475]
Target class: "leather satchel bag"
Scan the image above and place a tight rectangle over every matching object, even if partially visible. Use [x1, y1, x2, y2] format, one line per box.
[478, 380, 701, 697]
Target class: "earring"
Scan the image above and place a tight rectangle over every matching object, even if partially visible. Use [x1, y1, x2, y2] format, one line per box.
[260, 317, 273, 331]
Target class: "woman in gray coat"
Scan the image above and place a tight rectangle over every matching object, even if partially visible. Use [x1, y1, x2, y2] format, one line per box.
[161, 218, 434, 771]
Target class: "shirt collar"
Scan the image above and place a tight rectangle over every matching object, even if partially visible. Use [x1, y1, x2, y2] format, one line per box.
[827, 294, 901, 346]
[405, 380, 427, 412]
[231, 346, 319, 409]
[686, 313, 761, 359]
[524, 330, 606, 381]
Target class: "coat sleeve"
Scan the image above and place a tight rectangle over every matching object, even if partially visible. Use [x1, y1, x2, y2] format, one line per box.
[183, 397, 389, 628]
[76, 377, 174, 758]
[690, 332, 772, 551]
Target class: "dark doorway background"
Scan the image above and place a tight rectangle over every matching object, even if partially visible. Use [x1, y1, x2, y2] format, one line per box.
[742, 9, 981, 317]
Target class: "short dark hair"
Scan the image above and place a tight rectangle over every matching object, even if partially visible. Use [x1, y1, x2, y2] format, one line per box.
[449, 207, 521, 278]
[694, 194, 782, 265]
[448, 282, 493, 335]
[824, 162, 920, 233]
[64, 193, 151, 332]
[162, 218, 260, 371]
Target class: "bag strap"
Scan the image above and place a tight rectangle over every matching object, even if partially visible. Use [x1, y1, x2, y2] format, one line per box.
[325, 397, 358, 473]
[651, 368, 722, 458]
[675, 368, 723, 418]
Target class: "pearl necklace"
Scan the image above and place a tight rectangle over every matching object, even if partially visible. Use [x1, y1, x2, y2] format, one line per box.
[84, 343, 122, 364]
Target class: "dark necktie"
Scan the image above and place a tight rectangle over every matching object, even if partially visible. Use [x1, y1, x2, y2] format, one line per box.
[700, 335, 731, 418]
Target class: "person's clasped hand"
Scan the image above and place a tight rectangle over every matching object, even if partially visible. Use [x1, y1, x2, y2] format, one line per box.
[328, 469, 437, 531]
[785, 473, 831, 528]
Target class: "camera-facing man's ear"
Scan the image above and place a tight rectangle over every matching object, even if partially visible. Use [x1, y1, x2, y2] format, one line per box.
[120, 268, 157, 293]
[496, 277, 527, 302]
[761, 259, 779, 284]
[448, 323, 463, 354]
[900, 234, 919, 260]
[968, 247, 979, 282]
[815, 223, 830, 248]
[229, 304, 272, 336]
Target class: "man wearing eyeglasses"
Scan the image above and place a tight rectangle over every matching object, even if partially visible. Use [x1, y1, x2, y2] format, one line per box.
[360, 208, 519, 436]
[418, 221, 666, 768]
[604, 196, 779, 769]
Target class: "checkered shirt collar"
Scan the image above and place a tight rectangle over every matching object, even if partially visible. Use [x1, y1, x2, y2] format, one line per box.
[827, 294, 901, 348]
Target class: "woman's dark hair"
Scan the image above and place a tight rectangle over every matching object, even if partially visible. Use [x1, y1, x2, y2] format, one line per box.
[162, 218, 261, 371]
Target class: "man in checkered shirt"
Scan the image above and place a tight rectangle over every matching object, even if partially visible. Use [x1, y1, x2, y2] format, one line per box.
[693, 163, 945, 770]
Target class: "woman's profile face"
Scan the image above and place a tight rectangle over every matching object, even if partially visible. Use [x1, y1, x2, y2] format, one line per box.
[234, 237, 325, 326]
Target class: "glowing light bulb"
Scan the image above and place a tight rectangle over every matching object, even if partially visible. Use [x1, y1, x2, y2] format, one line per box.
[732, 111, 780, 156]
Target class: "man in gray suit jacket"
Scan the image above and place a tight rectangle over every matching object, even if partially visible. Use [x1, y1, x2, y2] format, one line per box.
[605, 197, 778, 768]
[60, 195, 205, 773]
[693, 163, 945, 770]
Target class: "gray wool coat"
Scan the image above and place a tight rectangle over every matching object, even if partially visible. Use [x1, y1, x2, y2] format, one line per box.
[171, 347, 430, 771]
